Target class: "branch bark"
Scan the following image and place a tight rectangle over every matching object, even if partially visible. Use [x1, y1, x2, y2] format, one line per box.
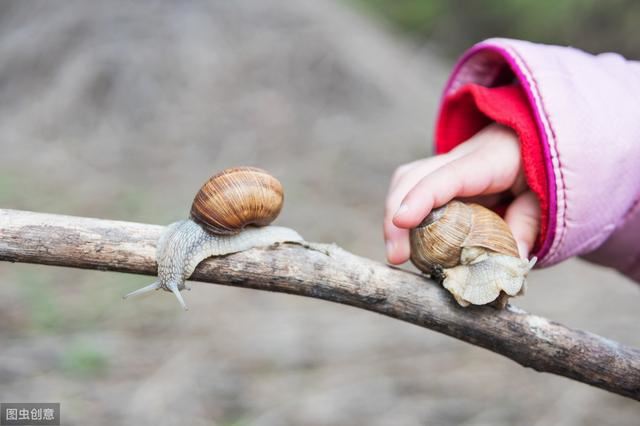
[0, 209, 638, 400]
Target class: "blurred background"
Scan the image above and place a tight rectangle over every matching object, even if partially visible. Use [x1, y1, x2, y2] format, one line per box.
[350, 0, 640, 59]
[0, 1, 637, 425]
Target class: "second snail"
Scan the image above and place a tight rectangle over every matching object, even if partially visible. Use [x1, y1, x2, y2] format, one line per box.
[410, 200, 536, 308]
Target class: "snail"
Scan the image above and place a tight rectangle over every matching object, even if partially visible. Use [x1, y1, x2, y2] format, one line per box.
[124, 166, 303, 310]
[409, 200, 536, 308]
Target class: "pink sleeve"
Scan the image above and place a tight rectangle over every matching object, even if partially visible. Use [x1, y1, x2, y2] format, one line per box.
[441, 38, 640, 281]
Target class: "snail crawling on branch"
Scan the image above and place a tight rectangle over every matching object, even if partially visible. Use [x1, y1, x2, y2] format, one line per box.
[410, 200, 536, 308]
[124, 166, 303, 310]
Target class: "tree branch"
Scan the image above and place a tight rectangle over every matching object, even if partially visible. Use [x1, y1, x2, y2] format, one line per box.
[0, 208, 638, 400]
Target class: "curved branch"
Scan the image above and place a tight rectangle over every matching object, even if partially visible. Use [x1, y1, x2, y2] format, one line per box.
[0, 208, 638, 400]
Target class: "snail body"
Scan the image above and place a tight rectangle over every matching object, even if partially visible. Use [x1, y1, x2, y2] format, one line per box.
[409, 201, 536, 307]
[124, 167, 303, 310]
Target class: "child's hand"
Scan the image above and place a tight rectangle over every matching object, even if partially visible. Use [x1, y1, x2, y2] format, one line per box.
[384, 123, 540, 264]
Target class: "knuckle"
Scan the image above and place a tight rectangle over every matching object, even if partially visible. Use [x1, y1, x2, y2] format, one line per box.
[392, 164, 410, 181]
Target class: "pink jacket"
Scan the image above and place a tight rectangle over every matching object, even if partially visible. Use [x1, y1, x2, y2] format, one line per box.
[438, 38, 640, 282]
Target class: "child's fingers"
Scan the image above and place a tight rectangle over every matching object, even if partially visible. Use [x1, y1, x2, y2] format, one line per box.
[388, 138, 483, 198]
[384, 123, 521, 264]
[386, 157, 451, 219]
[384, 154, 469, 264]
[392, 124, 522, 229]
[389, 159, 426, 190]
[504, 190, 540, 259]
[385, 164, 431, 263]
[392, 150, 517, 229]
[385, 147, 478, 224]
[383, 224, 411, 264]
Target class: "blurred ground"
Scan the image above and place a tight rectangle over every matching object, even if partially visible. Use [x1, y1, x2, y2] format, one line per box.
[0, 1, 638, 425]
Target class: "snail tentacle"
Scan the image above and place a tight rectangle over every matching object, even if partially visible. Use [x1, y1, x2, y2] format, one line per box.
[167, 281, 188, 311]
[122, 281, 160, 299]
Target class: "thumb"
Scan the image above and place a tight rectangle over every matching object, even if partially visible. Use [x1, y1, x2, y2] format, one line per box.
[504, 190, 540, 259]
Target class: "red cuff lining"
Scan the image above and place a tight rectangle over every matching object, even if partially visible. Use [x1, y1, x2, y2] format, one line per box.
[435, 83, 549, 253]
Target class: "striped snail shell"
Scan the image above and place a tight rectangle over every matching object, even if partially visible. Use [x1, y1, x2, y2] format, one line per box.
[409, 201, 536, 308]
[124, 167, 302, 310]
[190, 167, 284, 235]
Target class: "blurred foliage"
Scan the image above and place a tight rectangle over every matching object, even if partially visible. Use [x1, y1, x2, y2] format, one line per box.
[349, 0, 640, 59]
[60, 340, 109, 377]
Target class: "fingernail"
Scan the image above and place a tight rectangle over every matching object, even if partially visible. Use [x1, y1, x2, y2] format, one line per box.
[516, 240, 529, 259]
[394, 203, 409, 219]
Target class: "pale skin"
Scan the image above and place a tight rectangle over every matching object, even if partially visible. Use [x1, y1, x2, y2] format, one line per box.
[385, 123, 541, 265]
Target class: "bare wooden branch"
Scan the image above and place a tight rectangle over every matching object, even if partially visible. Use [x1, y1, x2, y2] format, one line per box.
[0, 208, 638, 400]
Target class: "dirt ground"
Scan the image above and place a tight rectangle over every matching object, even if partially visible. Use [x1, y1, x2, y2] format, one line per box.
[0, 1, 638, 425]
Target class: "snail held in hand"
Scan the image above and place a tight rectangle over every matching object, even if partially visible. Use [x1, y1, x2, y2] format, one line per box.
[410, 200, 536, 308]
[124, 167, 303, 310]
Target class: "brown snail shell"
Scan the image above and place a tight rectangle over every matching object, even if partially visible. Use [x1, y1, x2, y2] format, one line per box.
[409, 200, 534, 308]
[409, 201, 518, 271]
[190, 166, 284, 235]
